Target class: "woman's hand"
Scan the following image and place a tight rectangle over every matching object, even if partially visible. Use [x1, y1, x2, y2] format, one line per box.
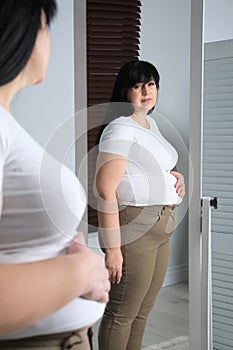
[105, 247, 123, 284]
[170, 171, 185, 199]
[0, 234, 110, 333]
[68, 233, 110, 303]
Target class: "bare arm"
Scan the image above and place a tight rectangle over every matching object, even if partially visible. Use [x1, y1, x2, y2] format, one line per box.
[95, 152, 128, 284]
[0, 237, 110, 334]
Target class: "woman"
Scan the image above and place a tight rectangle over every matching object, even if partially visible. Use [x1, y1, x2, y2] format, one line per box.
[95, 60, 185, 350]
[0, 1, 110, 349]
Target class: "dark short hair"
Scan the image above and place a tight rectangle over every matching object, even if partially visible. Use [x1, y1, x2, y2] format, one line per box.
[111, 60, 159, 102]
[0, 0, 57, 86]
[97, 60, 160, 143]
[106, 60, 160, 121]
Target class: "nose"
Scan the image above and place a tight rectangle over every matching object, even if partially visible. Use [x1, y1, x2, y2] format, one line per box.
[142, 84, 149, 95]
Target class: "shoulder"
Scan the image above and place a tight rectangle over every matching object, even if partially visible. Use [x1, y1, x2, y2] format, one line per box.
[99, 117, 135, 156]
[108, 116, 135, 130]
[101, 117, 135, 141]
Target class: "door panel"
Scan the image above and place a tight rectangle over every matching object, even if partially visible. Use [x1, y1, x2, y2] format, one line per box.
[203, 39, 233, 350]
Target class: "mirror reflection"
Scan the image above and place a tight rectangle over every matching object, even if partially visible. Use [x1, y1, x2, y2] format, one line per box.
[2, 0, 232, 349]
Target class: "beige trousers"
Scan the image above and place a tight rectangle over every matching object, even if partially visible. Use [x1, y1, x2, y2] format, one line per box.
[0, 327, 90, 350]
[98, 205, 176, 350]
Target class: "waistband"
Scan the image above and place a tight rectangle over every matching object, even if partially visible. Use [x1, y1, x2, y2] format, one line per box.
[119, 204, 178, 211]
[0, 327, 90, 349]
[165, 204, 178, 210]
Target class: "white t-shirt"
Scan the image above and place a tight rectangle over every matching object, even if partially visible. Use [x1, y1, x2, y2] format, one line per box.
[0, 105, 105, 339]
[99, 115, 182, 206]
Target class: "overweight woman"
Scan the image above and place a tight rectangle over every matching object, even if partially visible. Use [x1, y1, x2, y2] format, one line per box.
[95, 60, 185, 350]
[0, 1, 110, 349]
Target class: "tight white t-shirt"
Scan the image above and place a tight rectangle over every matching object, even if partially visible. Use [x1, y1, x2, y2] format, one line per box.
[0, 105, 105, 339]
[99, 115, 182, 206]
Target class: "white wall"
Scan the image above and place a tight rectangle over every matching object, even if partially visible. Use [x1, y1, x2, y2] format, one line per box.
[204, 0, 233, 43]
[140, 0, 191, 285]
[139, 0, 233, 285]
[11, 0, 75, 169]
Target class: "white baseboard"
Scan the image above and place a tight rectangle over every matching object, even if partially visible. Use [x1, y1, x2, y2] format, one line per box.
[163, 264, 188, 286]
[142, 336, 189, 350]
[88, 232, 188, 286]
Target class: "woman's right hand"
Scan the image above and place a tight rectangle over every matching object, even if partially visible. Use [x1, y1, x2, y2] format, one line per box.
[105, 247, 123, 284]
[68, 233, 110, 303]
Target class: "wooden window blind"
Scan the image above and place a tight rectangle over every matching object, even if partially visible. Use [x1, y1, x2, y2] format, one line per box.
[87, 0, 142, 231]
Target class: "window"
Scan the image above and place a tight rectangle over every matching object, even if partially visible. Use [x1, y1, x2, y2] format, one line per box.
[87, 0, 142, 230]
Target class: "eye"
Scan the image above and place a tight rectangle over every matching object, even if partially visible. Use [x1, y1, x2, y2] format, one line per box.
[132, 83, 143, 90]
[148, 81, 156, 87]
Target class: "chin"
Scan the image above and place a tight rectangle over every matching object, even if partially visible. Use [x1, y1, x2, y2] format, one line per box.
[34, 75, 46, 85]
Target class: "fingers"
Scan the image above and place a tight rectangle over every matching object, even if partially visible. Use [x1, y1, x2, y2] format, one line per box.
[97, 292, 109, 304]
[108, 266, 122, 284]
[175, 178, 185, 198]
[97, 277, 111, 303]
[105, 249, 123, 284]
[177, 177, 185, 198]
[176, 184, 185, 198]
[94, 267, 111, 303]
[67, 236, 111, 303]
[116, 269, 122, 284]
[170, 171, 185, 199]
[107, 267, 116, 284]
[82, 263, 110, 303]
[178, 185, 185, 198]
[108, 263, 122, 284]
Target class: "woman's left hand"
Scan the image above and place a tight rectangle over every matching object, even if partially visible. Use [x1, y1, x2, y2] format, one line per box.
[170, 171, 185, 199]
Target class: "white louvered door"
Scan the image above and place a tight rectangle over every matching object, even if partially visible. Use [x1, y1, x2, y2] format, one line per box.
[203, 39, 233, 350]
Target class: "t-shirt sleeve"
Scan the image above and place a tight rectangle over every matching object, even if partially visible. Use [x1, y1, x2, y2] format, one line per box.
[99, 121, 135, 159]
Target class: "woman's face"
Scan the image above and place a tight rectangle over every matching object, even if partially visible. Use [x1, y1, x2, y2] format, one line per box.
[127, 79, 157, 113]
[23, 11, 51, 85]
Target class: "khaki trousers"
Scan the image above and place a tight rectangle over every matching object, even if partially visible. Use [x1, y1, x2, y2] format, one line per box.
[98, 205, 176, 350]
[0, 327, 90, 350]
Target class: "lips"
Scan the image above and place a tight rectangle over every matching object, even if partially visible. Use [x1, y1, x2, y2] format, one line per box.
[141, 98, 152, 102]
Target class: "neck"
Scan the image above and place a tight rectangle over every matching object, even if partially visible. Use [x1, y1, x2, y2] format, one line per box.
[0, 74, 26, 112]
[131, 112, 150, 129]
[0, 88, 14, 112]
[131, 111, 148, 121]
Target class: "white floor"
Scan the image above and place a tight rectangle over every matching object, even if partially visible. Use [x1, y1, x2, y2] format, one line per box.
[92, 282, 189, 350]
